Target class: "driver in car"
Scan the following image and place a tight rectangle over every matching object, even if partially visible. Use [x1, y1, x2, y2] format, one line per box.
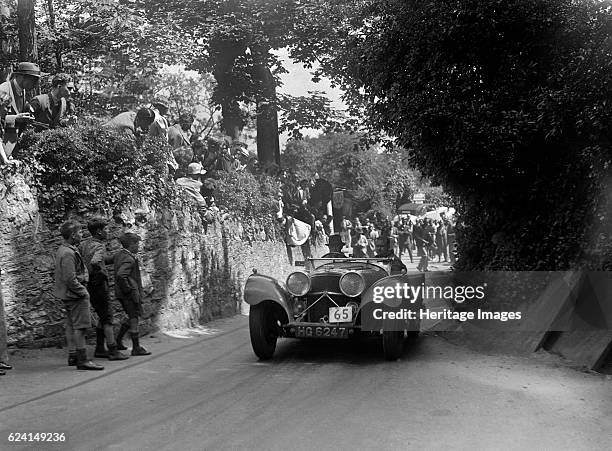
[322, 234, 348, 258]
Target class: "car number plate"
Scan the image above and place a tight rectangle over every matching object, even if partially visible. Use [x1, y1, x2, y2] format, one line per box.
[295, 326, 349, 338]
[328, 306, 353, 323]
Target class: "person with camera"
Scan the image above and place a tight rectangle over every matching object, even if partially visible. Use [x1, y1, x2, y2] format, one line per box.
[0, 62, 41, 161]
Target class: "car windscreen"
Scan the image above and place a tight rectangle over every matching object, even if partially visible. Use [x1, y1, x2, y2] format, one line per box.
[311, 260, 390, 273]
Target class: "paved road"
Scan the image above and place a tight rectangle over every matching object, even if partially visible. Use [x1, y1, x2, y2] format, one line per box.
[1, 315, 610, 451]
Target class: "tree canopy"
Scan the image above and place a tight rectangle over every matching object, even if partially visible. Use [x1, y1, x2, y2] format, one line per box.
[284, 0, 612, 269]
[282, 133, 439, 219]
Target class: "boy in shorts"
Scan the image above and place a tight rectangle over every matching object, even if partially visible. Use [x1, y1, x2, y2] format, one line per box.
[53, 220, 104, 370]
[114, 232, 151, 356]
[79, 217, 128, 361]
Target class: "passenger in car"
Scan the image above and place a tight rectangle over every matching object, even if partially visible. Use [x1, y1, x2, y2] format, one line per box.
[375, 235, 407, 274]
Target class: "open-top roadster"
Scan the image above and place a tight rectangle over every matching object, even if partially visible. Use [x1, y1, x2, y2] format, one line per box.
[244, 257, 424, 360]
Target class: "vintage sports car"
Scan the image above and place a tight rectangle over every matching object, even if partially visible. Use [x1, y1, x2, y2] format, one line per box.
[244, 257, 424, 361]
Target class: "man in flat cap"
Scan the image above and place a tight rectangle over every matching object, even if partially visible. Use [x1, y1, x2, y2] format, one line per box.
[0, 62, 41, 161]
[113, 232, 151, 356]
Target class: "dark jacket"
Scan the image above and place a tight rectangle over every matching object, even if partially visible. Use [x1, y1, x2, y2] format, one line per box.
[113, 248, 143, 304]
[79, 238, 113, 284]
[28, 93, 72, 129]
[53, 243, 89, 300]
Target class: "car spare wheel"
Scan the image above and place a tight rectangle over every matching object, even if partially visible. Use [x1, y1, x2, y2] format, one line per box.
[382, 331, 405, 361]
[249, 303, 278, 360]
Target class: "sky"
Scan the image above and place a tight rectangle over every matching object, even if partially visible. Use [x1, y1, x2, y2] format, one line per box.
[275, 48, 346, 147]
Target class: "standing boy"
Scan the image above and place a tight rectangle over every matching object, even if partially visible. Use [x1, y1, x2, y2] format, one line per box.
[53, 220, 104, 370]
[79, 217, 128, 361]
[114, 233, 151, 356]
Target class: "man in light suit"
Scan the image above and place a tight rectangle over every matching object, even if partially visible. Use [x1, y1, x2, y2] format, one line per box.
[0, 62, 41, 161]
[149, 97, 179, 173]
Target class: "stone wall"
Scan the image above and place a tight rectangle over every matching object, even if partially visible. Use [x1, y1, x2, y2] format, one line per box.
[0, 172, 321, 348]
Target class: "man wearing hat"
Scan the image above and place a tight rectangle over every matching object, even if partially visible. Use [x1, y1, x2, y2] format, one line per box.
[176, 162, 208, 211]
[322, 234, 347, 258]
[113, 232, 151, 356]
[149, 96, 180, 173]
[149, 96, 170, 141]
[0, 62, 41, 159]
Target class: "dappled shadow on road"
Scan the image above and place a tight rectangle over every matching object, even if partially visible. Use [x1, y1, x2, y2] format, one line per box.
[270, 335, 425, 366]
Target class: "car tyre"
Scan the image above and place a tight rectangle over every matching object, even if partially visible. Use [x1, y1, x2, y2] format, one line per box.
[249, 303, 278, 360]
[407, 331, 420, 342]
[383, 331, 405, 361]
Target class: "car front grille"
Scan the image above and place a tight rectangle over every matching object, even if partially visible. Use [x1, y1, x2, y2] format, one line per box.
[309, 274, 340, 293]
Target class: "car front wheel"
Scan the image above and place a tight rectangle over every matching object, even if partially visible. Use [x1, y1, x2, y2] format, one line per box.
[382, 331, 405, 361]
[249, 303, 278, 360]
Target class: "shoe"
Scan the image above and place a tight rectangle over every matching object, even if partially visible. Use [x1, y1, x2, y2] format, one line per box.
[76, 349, 104, 371]
[131, 346, 151, 356]
[0, 361, 12, 370]
[107, 344, 129, 361]
[130, 332, 151, 356]
[94, 348, 109, 358]
[68, 353, 77, 366]
[116, 323, 129, 351]
[0, 369, 5, 376]
[77, 359, 105, 370]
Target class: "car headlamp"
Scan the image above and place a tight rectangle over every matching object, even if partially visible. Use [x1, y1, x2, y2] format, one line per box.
[339, 272, 365, 297]
[286, 272, 310, 296]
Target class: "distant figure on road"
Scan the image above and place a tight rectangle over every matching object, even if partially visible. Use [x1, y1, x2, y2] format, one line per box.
[414, 221, 430, 272]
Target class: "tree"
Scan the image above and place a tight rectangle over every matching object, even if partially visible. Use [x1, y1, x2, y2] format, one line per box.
[149, 0, 351, 170]
[0, 1, 15, 79]
[282, 133, 424, 218]
[288, 0, 612, 270]
[34, 0, 190, 114]
[17, 0, 36, 62]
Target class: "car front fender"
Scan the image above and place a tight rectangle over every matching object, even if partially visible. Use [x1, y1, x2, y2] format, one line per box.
[244, 273, 292, 320]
